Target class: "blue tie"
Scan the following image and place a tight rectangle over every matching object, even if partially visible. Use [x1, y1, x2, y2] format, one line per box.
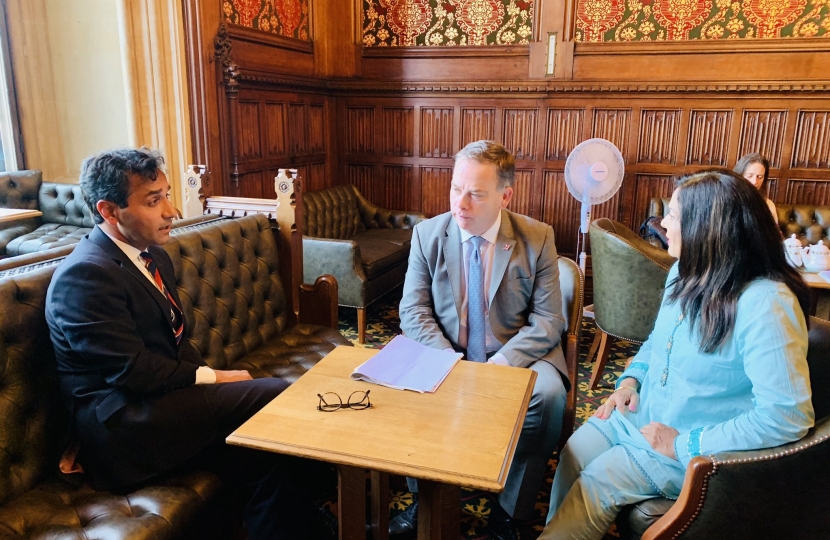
[467, 236, 486, 362]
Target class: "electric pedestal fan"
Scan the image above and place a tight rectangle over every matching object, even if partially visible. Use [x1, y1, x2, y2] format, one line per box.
[564, 138, 625, 272]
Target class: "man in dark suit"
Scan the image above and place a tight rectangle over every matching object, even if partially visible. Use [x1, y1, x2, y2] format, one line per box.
[46, 148, 331, 539]
[396, 141, 569, 540]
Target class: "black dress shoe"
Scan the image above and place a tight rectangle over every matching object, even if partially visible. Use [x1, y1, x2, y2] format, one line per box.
[389, 499, 418, 538]
[488, 502, 519, 540]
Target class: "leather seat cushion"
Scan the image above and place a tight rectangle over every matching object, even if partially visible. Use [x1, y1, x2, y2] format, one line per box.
[352, 231, 410, 280]
[617, 497, 675, 539]
[356, 228, 413, 246]
[0, 471, 221, 540]
[5, 224, 91, 256]
[229, 324, 351, 381]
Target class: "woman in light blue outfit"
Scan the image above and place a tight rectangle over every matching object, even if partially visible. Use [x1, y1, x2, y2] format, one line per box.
[540, 170, 814, 540]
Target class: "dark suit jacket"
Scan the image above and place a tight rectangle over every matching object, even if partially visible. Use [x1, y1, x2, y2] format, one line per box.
[46, 226, 214, 490]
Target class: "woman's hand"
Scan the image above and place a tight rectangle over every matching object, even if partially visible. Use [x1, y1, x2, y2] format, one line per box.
[593, 385, 639, 420]
[640, 422, 680, 460]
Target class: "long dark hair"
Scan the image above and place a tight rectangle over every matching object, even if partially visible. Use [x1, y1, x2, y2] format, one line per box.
[668, 170, 810, 353]
[733, 152, 770, 192]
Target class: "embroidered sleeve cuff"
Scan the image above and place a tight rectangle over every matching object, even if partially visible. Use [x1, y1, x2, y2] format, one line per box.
[195, 366, 216, 385]
[615, 361, 648, 390]
[674, 427, 705, 467]
[487, 353, 511, 366]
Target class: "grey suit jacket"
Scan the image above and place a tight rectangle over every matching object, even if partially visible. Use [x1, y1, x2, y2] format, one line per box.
[400, 210, 568, 384]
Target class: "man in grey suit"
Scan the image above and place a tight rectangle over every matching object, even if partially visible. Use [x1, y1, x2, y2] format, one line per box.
[394, 140, 569, 540]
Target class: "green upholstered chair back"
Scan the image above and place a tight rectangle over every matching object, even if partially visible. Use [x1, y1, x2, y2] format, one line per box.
[589, 218, 677, 343]
[778, 204, 830, 247]
[303, 185, 365, 239]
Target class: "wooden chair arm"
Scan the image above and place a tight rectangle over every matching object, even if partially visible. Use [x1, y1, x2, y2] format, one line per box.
[298, 274, 339, 329]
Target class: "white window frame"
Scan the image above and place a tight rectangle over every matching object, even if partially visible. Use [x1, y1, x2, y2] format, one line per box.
[0, 2, 24, 171]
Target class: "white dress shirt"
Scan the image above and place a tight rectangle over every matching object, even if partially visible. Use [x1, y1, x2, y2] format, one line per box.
[103, 230, 216, 384]
[456, 213, 510, 366]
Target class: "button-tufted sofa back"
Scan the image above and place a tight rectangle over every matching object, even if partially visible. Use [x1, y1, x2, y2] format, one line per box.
[0, 265, 64, 507]
[0, 170, 42, 210]
[778, 204, 830, 246]
[162, 214, 290, 370]
[303, 185, 365, 239]
[38, 182, 95, 228]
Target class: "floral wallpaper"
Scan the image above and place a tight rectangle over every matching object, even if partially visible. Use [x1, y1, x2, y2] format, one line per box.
[362, 0, 533, 46]
[576, 0, 830, 41]
[223, 0, 310, 41]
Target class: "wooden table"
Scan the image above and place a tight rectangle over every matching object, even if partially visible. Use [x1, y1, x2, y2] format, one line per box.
[227, 345, 536, 540]
[0, 208, 41, 223]
[802, 271, 830, 319]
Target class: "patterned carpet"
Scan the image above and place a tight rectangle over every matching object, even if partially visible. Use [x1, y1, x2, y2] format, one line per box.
[333, 288, 642, 540]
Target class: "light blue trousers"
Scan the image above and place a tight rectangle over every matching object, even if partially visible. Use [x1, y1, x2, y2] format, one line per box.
[407, 360, 566, 520]
[538, 423, 664, 540]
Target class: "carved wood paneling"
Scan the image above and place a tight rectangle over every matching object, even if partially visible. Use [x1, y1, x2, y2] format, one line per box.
[632, 174, 676, 224]
[785, 179, 830, 204]
[592, 109, 630, 157]
[739, 110, 787, 168]
[346, 163, 374, 197]
[421, 108, 454, 158]
[345, 107, 375, 154]
[593, 193, 622, 224]
[288, 103, 306, 154]
[686, 110, 732, 166]
[511, 170, 534, 217]
[637, 110, 680, 164]
[503, 109, 537, 160]
[381, 165, 413, 210]
[545, 109, 584, 161]
[461, 108, 495, 147]
[306, 161, 326, 193]
[383, 107, 414, 157]
[420, 166, 453, 217]
[792, 111, 830, 169]
[264, 102, 286, 157]
[541, 170, 580, 256]
[767, 178, 779, 201]
[236, 170, 264, 198]
[237, 100, 261, 158]
[308, 104, 325, 153]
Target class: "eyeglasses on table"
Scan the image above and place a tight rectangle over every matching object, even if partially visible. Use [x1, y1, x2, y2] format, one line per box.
[317, 390, 372, 412]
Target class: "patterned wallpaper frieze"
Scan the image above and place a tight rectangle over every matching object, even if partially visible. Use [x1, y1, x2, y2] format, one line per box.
[363, 0, 534, 46]
[223, 0, 310, 40]
[576, 0, 829, 41]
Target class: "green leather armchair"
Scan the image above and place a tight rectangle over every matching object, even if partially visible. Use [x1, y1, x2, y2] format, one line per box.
[588, 218, 677, 389]
[303, 185, 426, 343]
[617, 316, 830, 540]
[557, 256, 584, 451]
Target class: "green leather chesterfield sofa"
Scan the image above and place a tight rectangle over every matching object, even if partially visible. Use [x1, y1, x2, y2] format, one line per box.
[0, 170, 94, 256]
[302, 184, 427, 343]
[0, 214, 348, 539]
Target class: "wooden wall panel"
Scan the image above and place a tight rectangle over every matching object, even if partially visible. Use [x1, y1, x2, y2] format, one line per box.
[237, 101, 261, 159]
[541, 171, 580, 256]
[383, 107, 414, 157]
[503, 109, 537, 159]
[592, 109, 630, 157]
[545, 109, 584, 161]
[421, 108, 454, 158]
[511, 170, 535, 217]
[792, 111, 830, 169]
[631, 174, 675, 224]
[785, 179, 830, 205]
[345, 107, 375, 155]
[686, 109, 732, 166]
[421, 166, 452, 217]
[767, 178, 779, 202]
[237, 170, 264, 198]
[381, 165, 413, 210]
[461, 108, 496, 147]
[307, 161, 327, 192]
[738, 110, 787, 168]
[638, 110, 680, 164]
[346, 163, 374, 196]
[288, 103, 306, 154]
[264, 102, 286, 157]
[308, 104, 325, 154]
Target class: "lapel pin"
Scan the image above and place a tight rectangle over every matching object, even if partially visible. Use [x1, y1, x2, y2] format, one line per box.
[503, 244, 512, 251]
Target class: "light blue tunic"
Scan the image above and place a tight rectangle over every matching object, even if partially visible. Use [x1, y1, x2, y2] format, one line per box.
[586, 263, 814, 499]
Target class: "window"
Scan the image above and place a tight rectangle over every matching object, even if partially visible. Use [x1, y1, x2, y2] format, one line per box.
[0, 2, 23, 172]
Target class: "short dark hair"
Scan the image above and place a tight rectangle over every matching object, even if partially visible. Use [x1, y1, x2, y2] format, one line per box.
[455, 140, 515, 190]
[733, 152, 770, 191]
[668, 169, 809, 353]
[80, 147, 165, 224]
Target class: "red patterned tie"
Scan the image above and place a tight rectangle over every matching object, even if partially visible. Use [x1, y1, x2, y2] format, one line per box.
[140, 251, 183, 345]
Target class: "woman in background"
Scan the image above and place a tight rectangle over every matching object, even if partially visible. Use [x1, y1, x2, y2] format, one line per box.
[539, 170, 813, 540]
[734, 152, 778, 224]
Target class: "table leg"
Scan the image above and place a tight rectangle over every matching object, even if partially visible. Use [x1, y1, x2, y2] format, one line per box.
[338, 465, 366, 540]
[417, 480, 460, 540]
[370, 471, 390, 540]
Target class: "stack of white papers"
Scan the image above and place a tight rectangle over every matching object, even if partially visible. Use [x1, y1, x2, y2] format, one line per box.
[351, 335, 463, 393]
